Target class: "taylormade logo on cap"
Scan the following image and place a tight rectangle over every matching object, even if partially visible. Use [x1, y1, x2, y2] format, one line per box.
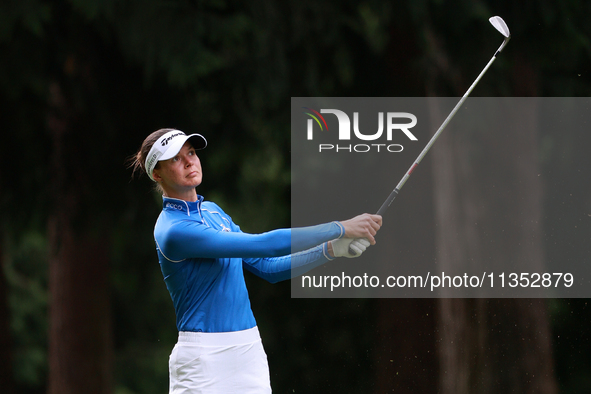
[145, 129, 207, 181]
[160, 132, 184, 146]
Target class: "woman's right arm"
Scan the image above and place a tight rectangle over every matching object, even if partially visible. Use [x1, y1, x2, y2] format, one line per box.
[156, 220, 344, 262]
[156, 213, 382, 262]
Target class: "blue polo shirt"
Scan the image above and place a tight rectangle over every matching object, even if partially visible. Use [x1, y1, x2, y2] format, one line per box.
[154, 196, 343, 333]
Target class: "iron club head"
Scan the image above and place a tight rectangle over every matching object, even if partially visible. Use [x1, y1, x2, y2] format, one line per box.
[489, 16, 510, 38]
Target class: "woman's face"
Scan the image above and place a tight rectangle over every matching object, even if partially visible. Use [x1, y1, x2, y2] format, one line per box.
[152, 141, 202, 200]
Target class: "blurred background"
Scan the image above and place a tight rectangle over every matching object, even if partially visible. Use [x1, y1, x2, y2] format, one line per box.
[1, 0, 590, 393]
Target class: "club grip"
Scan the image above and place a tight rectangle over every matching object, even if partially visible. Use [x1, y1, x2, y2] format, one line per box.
[347, 189, 399, 255]
[377, 188, 399, 216]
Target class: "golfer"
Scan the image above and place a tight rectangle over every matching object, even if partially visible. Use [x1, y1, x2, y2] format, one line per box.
[130, 128, 382, 393]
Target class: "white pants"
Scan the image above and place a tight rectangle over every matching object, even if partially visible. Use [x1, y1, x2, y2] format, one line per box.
[169, 326, 272, 394]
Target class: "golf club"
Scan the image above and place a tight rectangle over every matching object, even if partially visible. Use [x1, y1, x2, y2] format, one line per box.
[350, 16, 511, 254]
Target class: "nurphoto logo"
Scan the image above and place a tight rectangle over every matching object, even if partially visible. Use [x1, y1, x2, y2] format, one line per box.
[303, 107, 418, 153]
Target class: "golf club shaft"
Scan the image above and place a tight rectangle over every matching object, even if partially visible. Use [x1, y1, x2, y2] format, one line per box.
[349, 35, 510, 254]
[377, 46, 503, 215]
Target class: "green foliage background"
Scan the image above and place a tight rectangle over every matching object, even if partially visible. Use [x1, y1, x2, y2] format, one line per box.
[1, 0, 590, 393]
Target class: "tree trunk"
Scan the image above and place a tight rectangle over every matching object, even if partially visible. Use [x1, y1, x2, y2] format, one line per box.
[429, 50, 558, 393]
[0, 238, 15, 394]
[372, 22, 438, 393]
[47, 81, 113, 394]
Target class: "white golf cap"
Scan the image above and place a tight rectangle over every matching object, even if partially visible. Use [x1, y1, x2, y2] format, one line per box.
[145, 129, 207, 181]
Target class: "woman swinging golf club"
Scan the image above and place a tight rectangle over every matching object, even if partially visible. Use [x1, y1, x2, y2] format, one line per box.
[130, 128, 382, 393]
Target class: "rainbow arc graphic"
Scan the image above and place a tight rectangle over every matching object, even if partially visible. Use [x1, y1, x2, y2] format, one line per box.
[302, 107, 329, 131]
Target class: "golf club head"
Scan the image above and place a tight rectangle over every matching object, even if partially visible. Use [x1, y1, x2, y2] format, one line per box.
[489, 16, 510, 38]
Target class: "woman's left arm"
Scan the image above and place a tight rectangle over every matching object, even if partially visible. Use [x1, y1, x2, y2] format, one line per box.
[242, 243, 333, 283]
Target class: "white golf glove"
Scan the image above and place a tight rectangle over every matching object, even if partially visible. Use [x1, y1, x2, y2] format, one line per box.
[331, 238, 371, 258]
